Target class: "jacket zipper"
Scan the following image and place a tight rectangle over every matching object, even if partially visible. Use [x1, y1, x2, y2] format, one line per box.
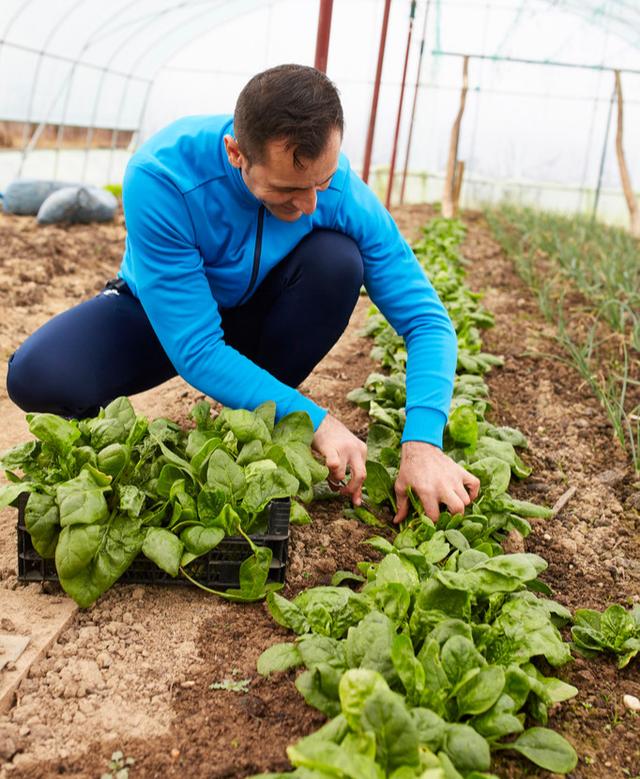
[238, 204, 265, 305]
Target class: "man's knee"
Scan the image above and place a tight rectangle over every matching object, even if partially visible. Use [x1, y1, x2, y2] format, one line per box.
[7, 346, 52, 413]
[6, 349, 34, 412]
[6, 344, 91, 417]
[318, 230, 364, 289]
[297, 229, 364, 293]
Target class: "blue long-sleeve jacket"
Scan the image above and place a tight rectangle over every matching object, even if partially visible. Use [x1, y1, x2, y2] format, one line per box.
[119, 115, 457, 446]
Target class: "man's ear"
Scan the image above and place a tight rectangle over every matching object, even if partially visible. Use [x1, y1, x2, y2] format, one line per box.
[224, 134, 243, 169]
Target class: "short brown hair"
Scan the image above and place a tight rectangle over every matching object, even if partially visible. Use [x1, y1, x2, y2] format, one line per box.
[234, 64, 344, 168]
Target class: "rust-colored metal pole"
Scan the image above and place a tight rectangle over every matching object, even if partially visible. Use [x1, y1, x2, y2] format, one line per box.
[362, 0, 392, 184]
[385, 0, 417, 209]
[400, 0, 431, 204]
[314, 0, 334, 73]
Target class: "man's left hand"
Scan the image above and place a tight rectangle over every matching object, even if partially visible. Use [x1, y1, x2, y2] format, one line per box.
[393, 441, 480, 524]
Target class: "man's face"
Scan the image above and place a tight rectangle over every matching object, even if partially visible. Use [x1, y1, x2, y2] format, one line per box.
[224, 129, 341, 222]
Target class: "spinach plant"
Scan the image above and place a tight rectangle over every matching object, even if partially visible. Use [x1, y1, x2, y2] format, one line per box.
[1, 398, 327, 607]
[572, 604, 640, 668]
[252, 218, 579, 779]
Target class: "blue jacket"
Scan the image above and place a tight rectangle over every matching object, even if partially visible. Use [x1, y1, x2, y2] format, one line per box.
[119, 115, 457, 446]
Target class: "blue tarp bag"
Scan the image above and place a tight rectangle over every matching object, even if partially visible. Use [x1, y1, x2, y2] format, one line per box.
[37, 186, 118, 224]
[3, 179, 79, 215]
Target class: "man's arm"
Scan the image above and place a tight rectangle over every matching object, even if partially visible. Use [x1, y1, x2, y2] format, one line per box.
[332, 166, 480, 521]
[121, 161, 327, 426]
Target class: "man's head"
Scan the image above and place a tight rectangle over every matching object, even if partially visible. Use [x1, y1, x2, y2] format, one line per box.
[224, 64, 344, 222]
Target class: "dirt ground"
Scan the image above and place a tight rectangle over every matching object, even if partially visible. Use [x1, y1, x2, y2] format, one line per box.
[0, 204, 639, 778]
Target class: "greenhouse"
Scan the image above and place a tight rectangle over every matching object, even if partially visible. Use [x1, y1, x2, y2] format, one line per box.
[0, 1, 639, 777]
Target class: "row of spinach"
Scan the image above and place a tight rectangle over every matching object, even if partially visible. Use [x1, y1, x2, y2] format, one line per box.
[0, 398, 328, 606]
[250, 218, 582, 778]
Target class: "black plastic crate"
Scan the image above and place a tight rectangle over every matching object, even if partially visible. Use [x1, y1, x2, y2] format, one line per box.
[17, 495, 291, 590]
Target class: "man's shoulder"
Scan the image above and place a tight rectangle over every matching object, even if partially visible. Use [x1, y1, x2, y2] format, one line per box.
[129, 115, 232, 193]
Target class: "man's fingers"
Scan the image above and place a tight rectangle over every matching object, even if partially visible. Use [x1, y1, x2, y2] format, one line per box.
[393, 491, 410, 525]
[443, 490, 467, 517]
[325, 450, 347, 483]
[419, 492, 441, 523]
[344, 459, 367, 506]
[462, 470, 481, 501]
[452, 484, 472, 510]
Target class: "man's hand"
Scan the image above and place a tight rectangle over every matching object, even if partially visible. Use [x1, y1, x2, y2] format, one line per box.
[312, 414, 368, 506]
[393, 440, 480, 524]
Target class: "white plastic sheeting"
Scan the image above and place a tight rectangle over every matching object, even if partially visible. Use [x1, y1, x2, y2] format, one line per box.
[1, 0, 639, 223]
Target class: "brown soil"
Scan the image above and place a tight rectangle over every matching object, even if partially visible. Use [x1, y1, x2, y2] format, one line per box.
[0, 205, 639, 778]
[0, 121, 132, 150]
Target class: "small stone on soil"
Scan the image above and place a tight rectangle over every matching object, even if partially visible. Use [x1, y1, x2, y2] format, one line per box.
[558, 538, 578, 555]
[597, 469, 627, 487]
[0, 737, 17, 761]
[96, 652, 112, 669]
[623, 694, 640, 712]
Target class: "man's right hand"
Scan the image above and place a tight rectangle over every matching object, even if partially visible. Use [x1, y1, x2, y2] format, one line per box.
[312, 414, 368, 507]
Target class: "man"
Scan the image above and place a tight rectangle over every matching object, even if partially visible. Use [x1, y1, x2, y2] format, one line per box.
[7, 64, 479, 524]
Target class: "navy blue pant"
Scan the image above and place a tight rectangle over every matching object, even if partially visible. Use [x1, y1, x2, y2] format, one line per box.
[6, 229, 363, 418]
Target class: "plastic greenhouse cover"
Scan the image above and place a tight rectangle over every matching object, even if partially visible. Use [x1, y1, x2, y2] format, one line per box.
[1, 0, 639, 222]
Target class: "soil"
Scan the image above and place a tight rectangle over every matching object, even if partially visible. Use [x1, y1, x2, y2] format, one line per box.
[0, 204, 639, 778]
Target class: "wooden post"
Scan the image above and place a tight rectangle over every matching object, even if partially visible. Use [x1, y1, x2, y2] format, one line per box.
[442, 55, 469, 218]
[362, 0, 392, 184]
[452, 160, 465, 212]
[614, 70, 640, 237]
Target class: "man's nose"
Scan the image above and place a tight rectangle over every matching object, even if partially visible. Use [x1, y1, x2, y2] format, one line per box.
[293, 188, 317, 215]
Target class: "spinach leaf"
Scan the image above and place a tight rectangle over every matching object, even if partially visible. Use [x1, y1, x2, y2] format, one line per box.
[196, 487, 227, 524]
[241, 467, 299, 514]
[118, 485, 146, 518]
[180, 525, 224, 556]
[471, 694, 524, 740]
[295, 667, 342, 718]
[257, 642, 303, 676]
[96, 443, 129, 480]
[57, 514, 145, 607]
[255, 401, 276, 434]
[290, 501, 312, 526]
[104, 396, 137, 433]
[338, 668, 390, 731]
[272, 412, 314, 446]
[456, 665, 505, 716]
[206, 448, 246, 499]
[0, 441, 39, 469]
[56, 468, 111, 527]
[498, 727, 577, 773]
[442, 723, 491, 773]
[360, 687, 421, 772]
[142, 527, 184, 577]
[24, 492, 60, 558]
[391, 633, 425, 704]
[236, 439, 264, 466]
[364, 460, 396, 509]
[448, 405, 478, 448]
[0, 482, 36, 509]
[27, 412, 81, 454]
[220, 408, 272, 444]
